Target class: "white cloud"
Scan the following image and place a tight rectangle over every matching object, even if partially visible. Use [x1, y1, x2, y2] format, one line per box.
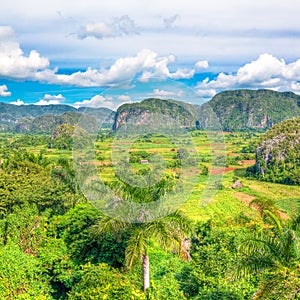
[195, 60, 209, 70]
[290, 82, 300, 92]
[282, 59, 300, 80]
[79, 23, 114, 39]
[0, 85, 11, 97]
[0, 28, 195, 87]
[34, 94, 66, 105]
[150, 89, 184, 98]
[196, 53, 300, 96]
[117, 95, 131, 102]
[37, 49, 195, 87]
[0, 26, 50, 80]
[168, 68, 194, 80]
[78, 15, 139, 39]
[10, 99, 25, 106]
[73, 95, 114, 109]
[197, 89, 217, 98]
[74, 94, 131, 110]
[152, 89, 176, 97]
[2, 0, 300, 70]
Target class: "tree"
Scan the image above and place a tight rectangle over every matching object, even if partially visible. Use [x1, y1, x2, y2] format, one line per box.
[91, 210, 192, 293]
[51, 158, 76, 189]
[238, 211, 300, 299]
[249, 197, 279, 220]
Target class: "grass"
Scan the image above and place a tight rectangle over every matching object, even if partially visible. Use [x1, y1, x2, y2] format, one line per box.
[5, 130, 299, 221]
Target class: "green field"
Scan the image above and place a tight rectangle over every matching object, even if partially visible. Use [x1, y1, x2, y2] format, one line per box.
[0, 129, 299, 299]
[2, 130, 298, 221]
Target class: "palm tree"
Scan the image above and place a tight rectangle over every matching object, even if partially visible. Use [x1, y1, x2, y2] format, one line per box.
[91, 209, 192, 293]
[249, 197, 279, 220]
[238, 210, 300, 298]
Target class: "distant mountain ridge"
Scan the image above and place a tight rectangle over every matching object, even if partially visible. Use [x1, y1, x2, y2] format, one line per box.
[0, 102, 115, 132]
[1, 89, 300, 133]
[113, 90, 300, 132]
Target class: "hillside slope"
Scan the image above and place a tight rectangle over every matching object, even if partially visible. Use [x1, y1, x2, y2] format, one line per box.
[113, 98, 197, 130]
[253, 118, 300, 185]
[0, 102, 115, 132]
[201, 89, 300, 131]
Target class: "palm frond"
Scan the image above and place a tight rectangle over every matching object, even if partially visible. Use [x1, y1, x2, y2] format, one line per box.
[90, 215, 130, 240]
[125, 228, 147, 269]
[264, 210, 283, 236]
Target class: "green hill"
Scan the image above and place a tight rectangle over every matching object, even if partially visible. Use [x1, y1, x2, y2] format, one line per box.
[201, 89, 300, 131]
[252, 118, 300, 185]
[3, 89, 300, 133]
[113, 98, 197, 130]
[13, 112, 82, 134]
[0, 102, 115, 133]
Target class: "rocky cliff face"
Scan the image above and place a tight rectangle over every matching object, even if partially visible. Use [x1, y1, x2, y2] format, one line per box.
[254, 118, 300, 184]
[113, 98, 197, 130]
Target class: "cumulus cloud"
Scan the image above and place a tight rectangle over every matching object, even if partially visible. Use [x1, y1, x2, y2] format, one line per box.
[196, 53, 300, 97]
[0, 26, 50, 80]
[78, 15, 139, 39]
[196, 89, 217, 98]
[150, 89, 184, 98]
[38, 49, 194, 87]
[195, 60, 209, 70]
[74, 94, 131, 110]
[34, 94, 66, 105]
[10, 99, 25, 106]
[163, 15, 179, 29]
[117, 95, 131, 102]
[152, 89, 176, 97]
[0, 28, 194, 88]
[73, 95, 114, 109]
[0, 85, 11, 97]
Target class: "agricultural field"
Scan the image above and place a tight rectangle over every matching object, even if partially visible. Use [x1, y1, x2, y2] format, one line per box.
[0, 129, 299, 299]
[2, 130, 299, 221]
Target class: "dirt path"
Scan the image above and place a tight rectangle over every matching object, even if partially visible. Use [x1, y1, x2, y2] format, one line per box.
[233, 191, 255, 206]
[233, 191, 289, 219]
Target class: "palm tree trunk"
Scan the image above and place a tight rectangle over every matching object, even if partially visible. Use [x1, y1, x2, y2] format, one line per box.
[142, 254, 150, 292]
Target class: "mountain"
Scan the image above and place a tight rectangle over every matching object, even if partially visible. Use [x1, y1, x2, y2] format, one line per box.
[113, 98, 197, 130]
[113, 90, 300, 132]
[0, 103, 77, 124]
[14, 112, 82, 134]
[201, 89, 300, 131]
[2, 89, 300, 133]
[0, 102, 115, 133]
[252, 118, 300, 185]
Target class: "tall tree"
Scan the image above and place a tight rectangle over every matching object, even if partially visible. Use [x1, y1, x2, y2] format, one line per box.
[91, 209, 192, 293]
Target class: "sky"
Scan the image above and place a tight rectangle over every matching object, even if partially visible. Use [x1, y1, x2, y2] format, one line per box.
[1, 0, 300, 110]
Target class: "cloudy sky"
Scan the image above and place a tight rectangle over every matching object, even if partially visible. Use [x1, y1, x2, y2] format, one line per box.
[1, 0, 300, 109]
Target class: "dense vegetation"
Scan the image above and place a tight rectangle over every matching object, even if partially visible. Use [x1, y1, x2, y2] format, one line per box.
[2, 89, 300, 133]
[201, 89, 300, 131]
[0, 102, 114, 132]
[0, 124, 299, 299]
[0, 92, 299, 298]
[113, 98, 198, 130]
[249, 118, 300, 185]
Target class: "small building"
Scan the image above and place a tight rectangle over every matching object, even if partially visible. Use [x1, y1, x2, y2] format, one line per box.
[140, 159, 149, 164]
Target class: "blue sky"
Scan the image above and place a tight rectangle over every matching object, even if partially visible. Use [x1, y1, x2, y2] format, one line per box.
[1, 0, 300, 110]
